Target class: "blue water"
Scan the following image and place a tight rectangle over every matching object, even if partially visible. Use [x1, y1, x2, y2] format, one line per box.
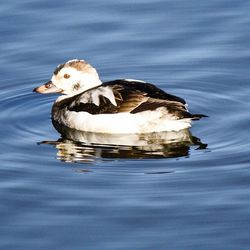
[1, 0, 250, 249]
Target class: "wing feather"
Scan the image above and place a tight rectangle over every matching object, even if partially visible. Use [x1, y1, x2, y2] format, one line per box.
[130, 98, 192, 119]
[64, 80, 192, 119]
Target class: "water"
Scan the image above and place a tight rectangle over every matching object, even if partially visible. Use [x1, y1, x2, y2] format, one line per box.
[1, 0, 250, 249]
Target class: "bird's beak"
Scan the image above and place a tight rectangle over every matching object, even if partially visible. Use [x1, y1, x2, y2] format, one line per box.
[33, 81, 62, 94]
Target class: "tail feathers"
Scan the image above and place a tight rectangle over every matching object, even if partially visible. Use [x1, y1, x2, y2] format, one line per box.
[191, 113, 208, 120]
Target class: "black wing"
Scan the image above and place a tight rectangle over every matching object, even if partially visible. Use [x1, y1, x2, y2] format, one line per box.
[103, 80, 186, 104]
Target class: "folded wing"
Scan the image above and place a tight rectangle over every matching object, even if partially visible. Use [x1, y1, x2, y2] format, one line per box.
[66, 79, 196, 120]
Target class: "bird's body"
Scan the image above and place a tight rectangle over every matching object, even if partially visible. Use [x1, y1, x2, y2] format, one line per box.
[34, 59, 205, 134]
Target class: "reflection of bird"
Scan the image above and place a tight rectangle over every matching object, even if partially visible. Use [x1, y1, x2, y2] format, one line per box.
[41, 128, 207, 163]
[34, 59, 206, 134]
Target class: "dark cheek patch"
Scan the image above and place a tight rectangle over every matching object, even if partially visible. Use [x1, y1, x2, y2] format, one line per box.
[73, 83, 80, 90]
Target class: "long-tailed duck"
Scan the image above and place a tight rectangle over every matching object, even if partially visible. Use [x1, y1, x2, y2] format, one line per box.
[33, 59, 205, 134]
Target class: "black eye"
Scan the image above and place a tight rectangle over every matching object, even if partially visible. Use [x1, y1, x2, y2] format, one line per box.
[64, 74, 70, 79]
[45, 82, 53, 88]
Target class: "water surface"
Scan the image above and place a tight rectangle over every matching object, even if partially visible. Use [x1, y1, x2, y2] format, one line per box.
[1, 0, 250, 249]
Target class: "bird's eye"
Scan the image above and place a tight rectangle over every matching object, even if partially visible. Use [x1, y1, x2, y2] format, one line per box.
[64, 74, 70, 79]
[45, 82, 53, 88]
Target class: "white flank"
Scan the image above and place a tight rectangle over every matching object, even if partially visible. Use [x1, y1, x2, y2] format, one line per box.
[54, 108, 192, 134]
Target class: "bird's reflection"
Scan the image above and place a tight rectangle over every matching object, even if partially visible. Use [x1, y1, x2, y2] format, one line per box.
[41, 124, 207, 163]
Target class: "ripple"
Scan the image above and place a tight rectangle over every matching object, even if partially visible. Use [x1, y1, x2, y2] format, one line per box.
[0, 83, 57, 145]
[177, 79, 250, 165]
[1, 1, 250, 249]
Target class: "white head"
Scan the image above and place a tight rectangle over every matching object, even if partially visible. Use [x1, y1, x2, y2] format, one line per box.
[33, 59, 102, 96]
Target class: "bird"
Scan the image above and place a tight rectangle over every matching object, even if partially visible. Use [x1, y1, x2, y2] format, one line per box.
[33, 59, 206, 134]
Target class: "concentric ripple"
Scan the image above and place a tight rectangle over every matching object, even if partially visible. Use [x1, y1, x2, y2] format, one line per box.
[174, 77, 250, 166]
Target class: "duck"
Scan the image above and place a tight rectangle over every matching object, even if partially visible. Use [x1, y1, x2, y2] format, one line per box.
[33, 59, 205, 134]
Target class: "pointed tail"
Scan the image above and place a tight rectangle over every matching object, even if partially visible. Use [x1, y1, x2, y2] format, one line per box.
[191, 113, 208, 120]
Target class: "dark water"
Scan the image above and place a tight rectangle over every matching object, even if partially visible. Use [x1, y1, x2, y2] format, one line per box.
[1, 0, 250, 249]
